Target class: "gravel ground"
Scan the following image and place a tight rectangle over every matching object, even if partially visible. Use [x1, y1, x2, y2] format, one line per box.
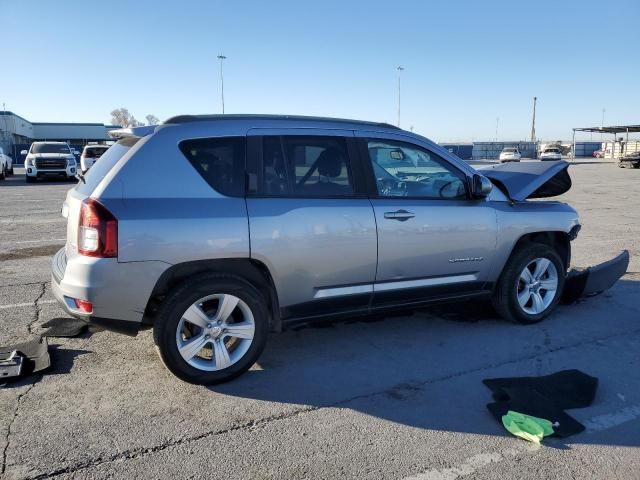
[0, 161, 639, 480]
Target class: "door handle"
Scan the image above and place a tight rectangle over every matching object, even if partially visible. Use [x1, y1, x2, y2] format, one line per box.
[383, 209, 415, 221]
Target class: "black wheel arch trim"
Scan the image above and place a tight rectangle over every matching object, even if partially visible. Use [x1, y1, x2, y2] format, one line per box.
[143, 258, 282, 332]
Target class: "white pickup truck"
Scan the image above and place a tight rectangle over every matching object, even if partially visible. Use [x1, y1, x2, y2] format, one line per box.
[0, 146, 14, 180]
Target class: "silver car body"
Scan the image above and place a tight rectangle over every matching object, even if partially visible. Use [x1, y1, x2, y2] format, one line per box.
[51, 116, 579, 334]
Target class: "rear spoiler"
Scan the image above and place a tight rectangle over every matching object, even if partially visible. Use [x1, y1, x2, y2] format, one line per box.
[108, 125, 157, 140]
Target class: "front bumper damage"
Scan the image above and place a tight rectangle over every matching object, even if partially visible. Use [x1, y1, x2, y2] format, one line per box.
[562, 250, 630, 304]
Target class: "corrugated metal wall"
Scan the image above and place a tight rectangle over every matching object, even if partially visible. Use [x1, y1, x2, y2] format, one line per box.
[573, 142, 601, 157]
[440, 144, 473, 160]
[472, 142, 537, 160]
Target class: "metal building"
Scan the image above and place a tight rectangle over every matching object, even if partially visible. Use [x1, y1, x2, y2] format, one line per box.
[0, 110, 120, 163]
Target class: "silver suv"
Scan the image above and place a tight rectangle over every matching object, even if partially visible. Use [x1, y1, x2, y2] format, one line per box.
[51, 115, 581, 384]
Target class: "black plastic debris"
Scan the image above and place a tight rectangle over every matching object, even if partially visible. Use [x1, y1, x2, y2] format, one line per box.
[0, 337, 51, 383]
[0, 351, 24, 381]
[41, 317, 88, 338]
[483, 370, 598, 437]
[562, 250, 629, 304]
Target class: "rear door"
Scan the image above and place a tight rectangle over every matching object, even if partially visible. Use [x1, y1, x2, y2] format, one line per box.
[355, 131, 498, 307]
[246, 129, 377, 320]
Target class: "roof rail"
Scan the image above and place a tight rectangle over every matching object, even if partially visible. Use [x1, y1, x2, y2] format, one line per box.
[163, 114, 400, 130]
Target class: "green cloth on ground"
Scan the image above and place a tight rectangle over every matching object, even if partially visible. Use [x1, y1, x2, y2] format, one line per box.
[501, 410, 555, 444]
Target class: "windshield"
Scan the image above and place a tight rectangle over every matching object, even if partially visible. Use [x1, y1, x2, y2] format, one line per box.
[75, 137, 140, 195]
[31, 143, 71, 154]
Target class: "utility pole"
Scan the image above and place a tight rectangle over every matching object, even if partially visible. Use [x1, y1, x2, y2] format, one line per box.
[530, 96, 537, 142]
[217, 55, 227, 114]
[601, 108, 605, 140]
[397, 66, 404, 128]
[495, 117, 499, 142]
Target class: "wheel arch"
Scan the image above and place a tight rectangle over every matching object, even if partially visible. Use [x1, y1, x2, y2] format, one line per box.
[497, 230, 571, 281]
[143, 258, 282, 332]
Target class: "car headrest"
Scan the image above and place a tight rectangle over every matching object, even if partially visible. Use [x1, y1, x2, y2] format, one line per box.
[317, 148, 345, 178]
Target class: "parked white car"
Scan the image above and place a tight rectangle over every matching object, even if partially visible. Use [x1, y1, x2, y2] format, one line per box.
[80, 144, 110, 173]
[0, 147, 13, 179]
[22, 142, 78, 182]
[540, 147, 563, 161]
[499, 147, 522, 162]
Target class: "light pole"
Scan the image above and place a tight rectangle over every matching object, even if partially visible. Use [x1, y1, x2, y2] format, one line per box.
[601, 108, 605, 140]
[530, 96, 537, 142]
[217, 55, 227, 114]
[397, 66, 404, 128]
[495, 117, 499, 142]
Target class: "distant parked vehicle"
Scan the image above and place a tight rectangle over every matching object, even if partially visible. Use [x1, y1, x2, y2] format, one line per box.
[540, 147, 562, 161]
[21, 142, 78, 182]
[592, 149, 604, 158]
[499, 147, 521, 162]
[618, 151, 640, 169]
[0, 147, 13, 179]
[81, 145, 110, 173]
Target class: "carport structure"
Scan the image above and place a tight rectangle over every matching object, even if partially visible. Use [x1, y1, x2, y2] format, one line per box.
[572, 124, 640, 159]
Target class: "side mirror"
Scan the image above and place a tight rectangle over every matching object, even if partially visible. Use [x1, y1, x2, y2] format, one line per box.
[20, 150, 28, 155]
[472, 174, 493, 198]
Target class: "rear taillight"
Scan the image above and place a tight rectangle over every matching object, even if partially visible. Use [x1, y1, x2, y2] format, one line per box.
[78, 198, 118, 258]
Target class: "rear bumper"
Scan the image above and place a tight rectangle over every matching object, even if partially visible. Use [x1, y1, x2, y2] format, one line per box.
[51, 247, 170, 336]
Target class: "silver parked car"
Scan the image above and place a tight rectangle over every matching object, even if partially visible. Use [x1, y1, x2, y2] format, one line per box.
[51, 115, 592, 384]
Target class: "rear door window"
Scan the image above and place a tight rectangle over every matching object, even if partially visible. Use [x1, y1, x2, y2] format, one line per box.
[259, 136, 354, 197]
[179, 137, 246, 197]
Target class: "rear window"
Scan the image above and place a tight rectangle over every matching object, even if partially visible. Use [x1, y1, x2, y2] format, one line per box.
[84, 146, 108, 158]
[179, 137, 246, 197]
[76, 137, 139, 195]
[503, 148, 516, 153]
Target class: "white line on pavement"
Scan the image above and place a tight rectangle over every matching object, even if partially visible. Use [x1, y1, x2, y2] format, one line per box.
[402, 404, 640, 480]
[7, 238, 66, 245]
[0, 299, 57, 310]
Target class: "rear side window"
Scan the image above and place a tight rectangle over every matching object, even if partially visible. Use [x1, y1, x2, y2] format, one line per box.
[179, 137, 245, 197]
[259, 136, 354, 197]
[76, 137, 139, 195]
[84, 147, 108, 158]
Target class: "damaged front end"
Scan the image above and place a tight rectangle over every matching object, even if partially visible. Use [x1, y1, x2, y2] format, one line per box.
[562, 250, 630, 303]
[478, 160, 572, 202]
[478, 160, 630, 300]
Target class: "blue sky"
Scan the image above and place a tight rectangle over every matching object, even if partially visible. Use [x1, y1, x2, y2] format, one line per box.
[2, 0, 639, 141]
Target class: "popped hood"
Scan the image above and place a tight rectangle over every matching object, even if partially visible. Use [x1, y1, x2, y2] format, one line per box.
[477, 160, 571, 201]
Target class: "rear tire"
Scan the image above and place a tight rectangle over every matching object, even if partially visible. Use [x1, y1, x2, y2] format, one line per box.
[153, 274, 269, 385]
[492, 243, 565, 324]
[25, 175, 35, 183]
[0, 167, 5, 180]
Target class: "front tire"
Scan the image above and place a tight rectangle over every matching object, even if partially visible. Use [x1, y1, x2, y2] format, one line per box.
[492, 243, 565, 324]
[153, 274, 269, 384]
[25, 175, 35, 183]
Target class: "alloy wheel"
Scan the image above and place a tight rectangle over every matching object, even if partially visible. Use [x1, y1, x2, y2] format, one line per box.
[516, 257, 558, 315]
[175, 294, 255, 371]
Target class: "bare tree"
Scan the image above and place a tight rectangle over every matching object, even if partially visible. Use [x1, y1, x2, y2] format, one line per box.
[110, 108, 142, 128]
[145, 114, 160, 125]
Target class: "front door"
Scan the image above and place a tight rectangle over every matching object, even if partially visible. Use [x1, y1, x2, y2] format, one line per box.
[356, 134, 498, 307]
